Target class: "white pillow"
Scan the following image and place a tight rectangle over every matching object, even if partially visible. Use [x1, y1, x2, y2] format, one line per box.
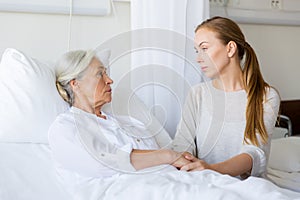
[0, 48, 69, 143]
[268, 137, 300, 172]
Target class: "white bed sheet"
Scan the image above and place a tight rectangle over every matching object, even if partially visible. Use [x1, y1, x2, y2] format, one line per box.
[1, 142, 300, 200]
[0, 142, 71, 200]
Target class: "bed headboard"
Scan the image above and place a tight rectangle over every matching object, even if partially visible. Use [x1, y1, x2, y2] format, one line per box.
[280, 99, 300, 136]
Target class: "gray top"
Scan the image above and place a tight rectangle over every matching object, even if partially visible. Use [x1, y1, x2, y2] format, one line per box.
[171, 81, 280, 176]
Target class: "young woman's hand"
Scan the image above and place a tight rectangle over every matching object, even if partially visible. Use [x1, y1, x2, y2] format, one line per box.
[170, 151, 192, 169]
[180, 153, 212, 172]
[180, 153, 253, 177]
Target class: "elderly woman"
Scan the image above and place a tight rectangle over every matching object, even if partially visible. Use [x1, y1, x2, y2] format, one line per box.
[48, 50, 189, 179]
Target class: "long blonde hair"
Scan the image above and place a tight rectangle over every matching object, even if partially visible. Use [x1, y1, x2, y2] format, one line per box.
[196, 16, 269, 146]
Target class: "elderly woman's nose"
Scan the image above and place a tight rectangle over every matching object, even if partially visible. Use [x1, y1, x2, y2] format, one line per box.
[105, 75, 113, 84]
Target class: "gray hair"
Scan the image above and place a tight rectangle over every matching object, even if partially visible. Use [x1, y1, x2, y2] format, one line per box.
[55, 50, 95, 106]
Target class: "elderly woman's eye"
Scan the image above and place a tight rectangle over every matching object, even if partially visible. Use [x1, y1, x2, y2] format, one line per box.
[97, 70, 107, 78]
[96, 71, 103, 78]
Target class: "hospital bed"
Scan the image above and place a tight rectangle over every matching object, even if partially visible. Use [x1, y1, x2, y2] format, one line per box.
[272, 115, 292, 139]
[0, 48, 300, 200]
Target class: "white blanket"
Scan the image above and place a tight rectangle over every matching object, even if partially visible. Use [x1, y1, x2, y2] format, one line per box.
[1, 143, 300, 200]
[72, 168, 300, 200]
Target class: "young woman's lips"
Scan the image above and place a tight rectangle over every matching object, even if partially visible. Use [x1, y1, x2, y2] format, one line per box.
[201, 66, 208, 71]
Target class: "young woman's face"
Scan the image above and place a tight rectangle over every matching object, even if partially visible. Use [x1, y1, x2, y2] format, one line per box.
[77, 57, 113, 108]
[194, 28, 230, 78]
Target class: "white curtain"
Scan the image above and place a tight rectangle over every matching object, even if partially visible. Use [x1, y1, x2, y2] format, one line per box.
[131, 0, 209, 137]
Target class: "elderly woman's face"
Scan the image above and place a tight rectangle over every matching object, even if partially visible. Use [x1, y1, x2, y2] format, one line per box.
[76, 57, 113, 109]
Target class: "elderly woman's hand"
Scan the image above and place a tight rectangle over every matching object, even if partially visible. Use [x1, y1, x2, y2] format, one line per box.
[170, 151, 192, 169]
[180, 153, 212, 172]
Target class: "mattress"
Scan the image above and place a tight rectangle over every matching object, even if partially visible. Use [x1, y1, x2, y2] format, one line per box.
[0, 142, 71, 200]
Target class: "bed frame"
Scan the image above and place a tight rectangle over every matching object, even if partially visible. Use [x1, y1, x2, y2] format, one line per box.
[280, 99, 300, 136]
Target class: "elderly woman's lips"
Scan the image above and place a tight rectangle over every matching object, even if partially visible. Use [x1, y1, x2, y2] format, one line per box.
[106, 89, 112, 92]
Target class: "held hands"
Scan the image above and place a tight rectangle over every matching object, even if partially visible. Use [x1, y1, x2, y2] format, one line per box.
[169, 151, 192, 169]
[171, 152, 253, 175]
[172, 152, 212, 172]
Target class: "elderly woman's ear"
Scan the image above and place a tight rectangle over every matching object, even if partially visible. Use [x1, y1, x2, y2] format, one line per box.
[69, 79, 79, 91]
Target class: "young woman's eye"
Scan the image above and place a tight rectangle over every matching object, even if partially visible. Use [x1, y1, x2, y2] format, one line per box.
[195, 48, 207, 54]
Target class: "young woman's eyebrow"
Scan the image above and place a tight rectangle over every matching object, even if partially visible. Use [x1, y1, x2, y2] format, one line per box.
[198, 41, 208, 47]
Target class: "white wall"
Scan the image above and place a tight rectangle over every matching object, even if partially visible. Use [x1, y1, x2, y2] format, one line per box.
[0, 2, 130, 62]
[1, 3, 299, 100]
[0, 2, 131, 86]
[239, 23, 300, 100]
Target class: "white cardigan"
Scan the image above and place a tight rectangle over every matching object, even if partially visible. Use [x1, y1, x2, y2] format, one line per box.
[171, 81, 280, 177]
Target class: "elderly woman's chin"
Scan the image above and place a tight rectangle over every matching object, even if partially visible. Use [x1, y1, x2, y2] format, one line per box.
[106, 93, 112, 103]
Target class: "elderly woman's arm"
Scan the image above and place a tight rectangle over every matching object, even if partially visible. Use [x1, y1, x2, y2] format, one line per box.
[130, 149, 191, 170]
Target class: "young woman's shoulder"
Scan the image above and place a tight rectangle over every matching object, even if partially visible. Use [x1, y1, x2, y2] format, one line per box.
[189, 81, 213, 95]
[264, 86, 281, 111]
[265, 86, 280, 102]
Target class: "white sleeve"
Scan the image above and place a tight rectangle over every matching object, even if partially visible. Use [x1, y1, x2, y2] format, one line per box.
[240, 87, 280, 176]
[240, 145, 266, 177]
[170, 87, 199, 155]
[48, 114, 136, 178]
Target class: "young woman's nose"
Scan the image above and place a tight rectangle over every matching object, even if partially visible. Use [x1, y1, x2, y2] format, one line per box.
[197, 52, 204, 63]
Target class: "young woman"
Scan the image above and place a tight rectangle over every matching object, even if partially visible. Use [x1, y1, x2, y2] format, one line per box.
[172, 16, 280, 178]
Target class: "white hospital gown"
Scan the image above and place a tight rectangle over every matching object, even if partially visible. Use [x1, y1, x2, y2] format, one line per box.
[48, 106, 160, 179]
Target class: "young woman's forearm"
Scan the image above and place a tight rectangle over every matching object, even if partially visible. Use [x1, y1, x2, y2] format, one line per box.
[211, 153, 253, 177]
